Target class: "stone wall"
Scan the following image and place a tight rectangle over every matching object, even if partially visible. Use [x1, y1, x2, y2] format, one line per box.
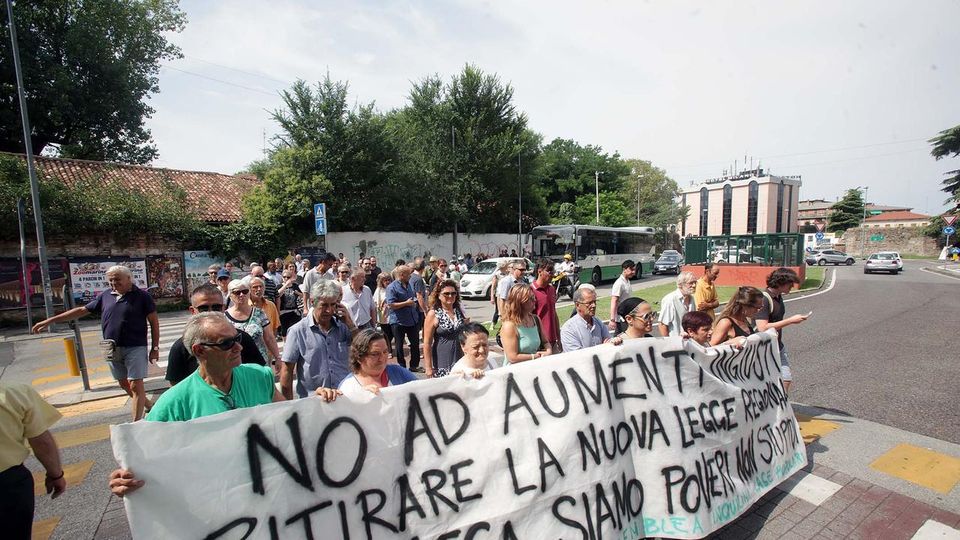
[0, 233, 183, 259]
[838, 227, 938, 257]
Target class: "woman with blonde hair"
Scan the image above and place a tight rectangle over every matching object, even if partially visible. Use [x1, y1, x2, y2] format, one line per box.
[710, 286, 763, 347]
[499, 283, 552, 364]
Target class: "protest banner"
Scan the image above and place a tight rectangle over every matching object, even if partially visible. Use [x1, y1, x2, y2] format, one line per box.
[183, 250, 221, 292]
[112, 331, 805, 540]
[68, 259, 147, 304]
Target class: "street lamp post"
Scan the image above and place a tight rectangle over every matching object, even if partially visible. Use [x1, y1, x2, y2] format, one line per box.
[856, 185, 869, 257]
[595, 171, 601, 224]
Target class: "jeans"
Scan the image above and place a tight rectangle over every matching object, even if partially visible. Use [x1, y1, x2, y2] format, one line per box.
[391, 323, 419, 369]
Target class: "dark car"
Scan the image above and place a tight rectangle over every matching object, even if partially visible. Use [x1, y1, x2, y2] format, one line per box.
[653, 253, 683, 275]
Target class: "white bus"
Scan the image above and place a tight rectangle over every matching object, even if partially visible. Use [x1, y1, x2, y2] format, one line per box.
[528, 224, 657, 285]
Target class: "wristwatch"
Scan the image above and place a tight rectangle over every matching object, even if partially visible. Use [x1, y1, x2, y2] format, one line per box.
[151, 346, 160, 352]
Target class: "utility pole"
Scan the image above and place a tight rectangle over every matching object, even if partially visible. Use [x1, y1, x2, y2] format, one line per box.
[858, 185, 869, 258]
[595, 171, 601, 224]
[16, 198, 32, 330]
[6, 0, 54, 321]
[517, 152, 522, 255]
[634, 169, 642, 227]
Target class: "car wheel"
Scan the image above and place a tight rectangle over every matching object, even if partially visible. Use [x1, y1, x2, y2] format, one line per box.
[846, 258, 854, 265]
[817, 259, 826, 266]
[863, 269, 869, 274]
[481, 285, 490, 299]
[591, 267, 602, 286]
[635, 267, 642, 280]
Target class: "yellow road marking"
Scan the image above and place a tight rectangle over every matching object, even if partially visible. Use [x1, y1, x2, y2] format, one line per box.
[51, 424, 111, 450]
[870, 444, 960, 494]
[33, 356, 106, 374]
[32, 364, 111, 386]
[33, 460, 94, 496]
[39, 376, 118, 399]
[41, 330, 102, 343]
[32, 517, 61, 540]
[57, 395, 128, 419]
[795, 413, 841, 444]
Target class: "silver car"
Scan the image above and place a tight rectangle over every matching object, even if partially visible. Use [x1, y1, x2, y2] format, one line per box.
[864, 252, 902, 274]
[805, 249, 855, 266]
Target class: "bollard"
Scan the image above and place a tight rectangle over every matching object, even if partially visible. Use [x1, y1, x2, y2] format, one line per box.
[63, 337, 81, 376]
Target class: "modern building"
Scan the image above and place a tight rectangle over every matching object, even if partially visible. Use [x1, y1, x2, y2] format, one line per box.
[679, 168, 801, 237]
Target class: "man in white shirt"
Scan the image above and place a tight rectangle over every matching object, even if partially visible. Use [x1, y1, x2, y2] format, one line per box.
[301, 253, 338, 313]
[658, 271, 698, 337]
[608, 259, 636, 333]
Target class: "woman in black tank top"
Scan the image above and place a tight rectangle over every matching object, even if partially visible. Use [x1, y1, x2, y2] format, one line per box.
[710, 286, 764, 346]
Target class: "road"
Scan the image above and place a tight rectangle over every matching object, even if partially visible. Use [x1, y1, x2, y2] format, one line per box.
[785, 259, 960, 444]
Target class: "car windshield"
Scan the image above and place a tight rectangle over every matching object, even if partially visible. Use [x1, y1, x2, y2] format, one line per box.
[657, 256, 680, 262]
[466, 261, 498, 274]
[873, 253, 895, 260]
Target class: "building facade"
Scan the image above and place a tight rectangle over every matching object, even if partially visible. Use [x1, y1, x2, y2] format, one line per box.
[862, 211, 931, 229]
[679, 169, 801, 237]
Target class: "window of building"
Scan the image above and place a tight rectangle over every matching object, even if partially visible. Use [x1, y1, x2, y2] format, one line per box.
[776, 180, 784, 233]
[747, 181, 758, 234]
[699, 187, 709, 236]
[722, 184, 732, 235]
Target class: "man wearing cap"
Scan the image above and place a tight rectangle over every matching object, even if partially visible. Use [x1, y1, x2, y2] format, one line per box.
[31, 265, 159, 421]
[215, 268, 231, 303]
[608, 260, 636, 333]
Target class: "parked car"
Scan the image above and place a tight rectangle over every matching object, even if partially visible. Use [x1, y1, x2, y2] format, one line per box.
[653, 252, 683, 275]
[863, 252, 902, 274]
[459, 257, 534, 299]
[805, 249, 855, 266]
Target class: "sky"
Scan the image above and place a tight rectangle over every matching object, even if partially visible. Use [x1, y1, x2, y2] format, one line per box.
[148, 0, 960, 216]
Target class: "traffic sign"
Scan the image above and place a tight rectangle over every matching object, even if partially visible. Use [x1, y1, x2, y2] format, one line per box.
[814, 232, 824, 241]
[313, 202, 327, 236]
[815, 221, 825, 232]
[869, 210, 883, 215]
[944, 215, 957, 226]
[869, 234, 884, 242]
[945, 226, 956, 235]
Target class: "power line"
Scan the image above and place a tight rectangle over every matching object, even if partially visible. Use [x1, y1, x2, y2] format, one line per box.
[181, 55, 291, 85]
[161, 66, 280, 97]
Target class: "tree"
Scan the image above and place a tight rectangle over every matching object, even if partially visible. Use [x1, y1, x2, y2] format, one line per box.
[0, 0, 185, 164]
[827, 189, 864, 233]
[929, 125, 960, 208]
[618, 159, 686, 230]
[535, 138, 629, 221]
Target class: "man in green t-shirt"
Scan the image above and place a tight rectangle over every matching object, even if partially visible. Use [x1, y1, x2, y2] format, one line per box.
[109, 312, 340, 496]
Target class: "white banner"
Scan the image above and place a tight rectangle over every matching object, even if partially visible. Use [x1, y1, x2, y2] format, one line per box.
[111, 331, 805, 539]
[68, 260, 147, 305]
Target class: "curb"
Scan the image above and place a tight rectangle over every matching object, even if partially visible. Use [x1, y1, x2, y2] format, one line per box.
[47, 376, 169, 407]
[921, 266, 960, 280]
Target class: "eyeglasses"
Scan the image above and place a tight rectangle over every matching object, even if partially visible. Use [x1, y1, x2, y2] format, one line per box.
[232, 289, 250, 295]
[219, 393, 236, 410]
[208, 271, 217, 275]
[199, 332, 242, 351]
[194, 304, 224, 312]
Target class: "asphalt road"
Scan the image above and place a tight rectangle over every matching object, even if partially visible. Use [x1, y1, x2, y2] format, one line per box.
[785, 259, 960, 444]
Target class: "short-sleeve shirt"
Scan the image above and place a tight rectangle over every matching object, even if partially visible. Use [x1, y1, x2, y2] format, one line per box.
[409, 273, 426, 310]
[694, 276, 718, 323]
[611, 275, 632, 321]
[756, 289, 786, 350]
[560, 315, 611, 352]
[282, 316, 352, 398]
[338, 364, 417, 396]
[497, 274, 517, 300]
[342, 285, 374, 327]
[385, 280, 418, 326]
[450, 356, 500, 376]
[147, 364, 275, 422]
[659, 289, 697, 337]
[301, 268, 331, 298]
[84, 286, 156, 346]
[531, 282, 559, 342]
[0, 382, 62, 470]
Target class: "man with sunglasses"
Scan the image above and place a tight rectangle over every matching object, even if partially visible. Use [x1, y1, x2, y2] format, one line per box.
[165, 284, 265, 386]
[531, 259, 561, 352]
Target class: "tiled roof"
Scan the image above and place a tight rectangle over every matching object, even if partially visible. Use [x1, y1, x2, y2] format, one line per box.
[865, 204, 912, 212]
[2, 152, 260, 223]
[864, 211, 930, 222]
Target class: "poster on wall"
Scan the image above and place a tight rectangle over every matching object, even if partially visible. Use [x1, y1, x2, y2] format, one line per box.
[182, 250, 220, 293]
[0, 258, 69, 309]
[145, 256, 184, 299]
[68, 259, 147, 305]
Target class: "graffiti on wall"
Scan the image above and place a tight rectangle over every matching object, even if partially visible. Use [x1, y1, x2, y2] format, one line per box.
[351, 239, 440, 262]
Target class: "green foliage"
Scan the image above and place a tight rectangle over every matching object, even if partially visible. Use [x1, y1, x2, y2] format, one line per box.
[0, 0, 186, 163]
[827, 189, 865, 233]
[536, 138, 630, 220]
[929, 125, 960, 207]
[618, 159, 686, 229]
[0, 154, 200, 242]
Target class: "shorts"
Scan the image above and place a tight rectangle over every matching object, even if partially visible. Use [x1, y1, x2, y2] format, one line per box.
[108, 346, 148, 381]
[779, 346, 792, 382]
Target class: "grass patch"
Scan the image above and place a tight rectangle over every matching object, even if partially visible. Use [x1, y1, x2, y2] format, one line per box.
[799, 267, 825, 290]
[899, 253, 935, 260]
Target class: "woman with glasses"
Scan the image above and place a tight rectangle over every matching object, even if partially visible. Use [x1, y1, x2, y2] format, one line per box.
[246, 277, 280, 339]
[710, 286, 763, 346]
[372, 272, 395, 356]
[500, 283, 552, 364]
[422, 279, 469, 378]
[335, 265, 352, 288]
[338, 329, 417, 396]
[615, 297, 656, 340]
[225, 280, 280, 371]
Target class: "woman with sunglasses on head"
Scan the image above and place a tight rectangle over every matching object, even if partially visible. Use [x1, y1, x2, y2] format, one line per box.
[337, 329, 417, 397]
[710, 286, 763, 347]
[500, 282, 552, 364]
[422, 279, 469, 378]
[225, 280, 281, 372]
[615, 297, 656, 340]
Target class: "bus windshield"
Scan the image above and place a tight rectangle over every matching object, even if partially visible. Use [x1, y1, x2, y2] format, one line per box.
[530, 226, 575, 258]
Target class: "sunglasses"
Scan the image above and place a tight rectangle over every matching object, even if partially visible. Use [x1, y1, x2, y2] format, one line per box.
[441, 291, 458, 297]
[219, 393, 236, 410]
[232, 289, 250, 295]
[194, 304, 224, 312]
[200, 332, 242, 351]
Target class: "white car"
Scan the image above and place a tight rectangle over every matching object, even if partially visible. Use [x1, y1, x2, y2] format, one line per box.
[459, 257, 533, 299]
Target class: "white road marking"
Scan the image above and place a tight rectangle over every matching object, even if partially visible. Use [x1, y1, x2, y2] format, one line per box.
[785, 267, 837, 303]
[774, 470, 842, 505]
[911, 520, 960, 539]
